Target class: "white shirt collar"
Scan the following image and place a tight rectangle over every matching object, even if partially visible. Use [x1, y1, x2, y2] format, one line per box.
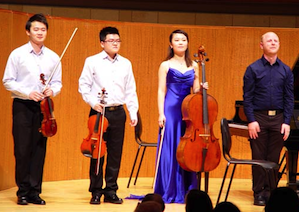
[100, 50, 119, 62]
[28, 41, 45, 56]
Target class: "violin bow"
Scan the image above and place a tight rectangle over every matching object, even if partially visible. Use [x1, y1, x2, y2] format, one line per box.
[153, 125, 165, 191]
[95, 107, 106, 175]
[42, 27, 78, 92]
[95, 93, 107, 175]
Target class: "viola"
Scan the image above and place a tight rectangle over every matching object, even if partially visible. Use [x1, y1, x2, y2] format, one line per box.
[176, 45, 221, 172]
[81, 113, 108, 159]
[81, 89, 108, 175]
[39, 73, 57, 137]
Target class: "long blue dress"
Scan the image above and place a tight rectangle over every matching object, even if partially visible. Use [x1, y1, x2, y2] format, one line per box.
[154, 67, 198, 204]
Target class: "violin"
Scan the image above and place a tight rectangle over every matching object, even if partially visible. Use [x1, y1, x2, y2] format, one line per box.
[81, 89, 108, 175]
[39, 73, 57, 137]
[38, 27, 78, 137]
[176, 45, 221, 172]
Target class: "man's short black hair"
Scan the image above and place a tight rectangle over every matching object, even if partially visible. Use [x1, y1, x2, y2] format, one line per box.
[25, 13, 48, 31]
[99, 27, 119, 41]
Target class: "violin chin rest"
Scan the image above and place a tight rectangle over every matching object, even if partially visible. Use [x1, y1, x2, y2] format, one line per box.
[82, 152, 92, 158]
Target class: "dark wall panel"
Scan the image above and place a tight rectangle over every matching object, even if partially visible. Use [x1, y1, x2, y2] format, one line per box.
[0, 0, 299, 15]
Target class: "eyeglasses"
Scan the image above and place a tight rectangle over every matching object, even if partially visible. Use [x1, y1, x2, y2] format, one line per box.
[104, 39, 121, 44]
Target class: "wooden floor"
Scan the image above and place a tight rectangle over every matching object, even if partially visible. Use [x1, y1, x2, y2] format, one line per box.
[0, 177, 288, 212]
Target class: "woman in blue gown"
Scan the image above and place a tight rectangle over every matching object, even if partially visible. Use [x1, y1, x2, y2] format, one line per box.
[154, 29, 206, 203]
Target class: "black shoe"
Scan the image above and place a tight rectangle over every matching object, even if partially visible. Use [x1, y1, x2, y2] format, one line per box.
[90, 195, 101, 204]
[264, 195, 270, 204]
[17, 196, 28, 205]
[254, 195, 266, 206]
[104, 194, 123, 204]
[27, 195, 46, 205]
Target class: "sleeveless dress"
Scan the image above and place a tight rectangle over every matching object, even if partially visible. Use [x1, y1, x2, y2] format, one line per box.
[154, 67, 197, 204]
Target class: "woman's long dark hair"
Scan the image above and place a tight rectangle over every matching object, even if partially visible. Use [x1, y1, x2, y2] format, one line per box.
[165, 29, 193, 67]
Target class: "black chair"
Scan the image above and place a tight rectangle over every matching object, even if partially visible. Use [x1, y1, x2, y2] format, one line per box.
[127, 111, 157, 188]
[216, 118, 279, 204]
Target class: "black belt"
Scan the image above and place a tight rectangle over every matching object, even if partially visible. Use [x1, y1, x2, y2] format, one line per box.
[254, 110, 283, 116]
[105, 105, 123, 111]
[14, 98, 40, 107]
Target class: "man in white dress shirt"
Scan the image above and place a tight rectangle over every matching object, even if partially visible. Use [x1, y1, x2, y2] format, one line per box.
[79, 26, 138, 205]
[2, 14, 62, 205]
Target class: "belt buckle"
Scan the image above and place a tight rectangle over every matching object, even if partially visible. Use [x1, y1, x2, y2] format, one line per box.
[268, 110, 276, 116]
[108, 106, 116, 111]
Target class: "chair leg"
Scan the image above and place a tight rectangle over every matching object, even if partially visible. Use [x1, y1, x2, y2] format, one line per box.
[277, 153, 286, 185]
[277, 164, 286, 185]
[278, 151, 286, 168]
[127, 145, 141, 188]
[133, 146, 147, 185]
[216, 164, 230, 204]
[224, 164, 237, 202]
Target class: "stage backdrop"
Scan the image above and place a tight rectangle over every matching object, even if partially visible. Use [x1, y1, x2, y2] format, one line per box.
[1, 9, 299, 190]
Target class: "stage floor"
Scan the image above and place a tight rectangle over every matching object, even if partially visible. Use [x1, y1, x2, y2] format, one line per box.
[0, 177, 287, 212]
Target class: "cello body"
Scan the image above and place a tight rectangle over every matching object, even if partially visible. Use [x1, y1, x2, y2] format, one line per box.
[176, 93, 221, 172]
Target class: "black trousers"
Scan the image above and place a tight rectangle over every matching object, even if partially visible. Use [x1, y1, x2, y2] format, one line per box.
[88, 107, 126, 196]
[12, 99, 47, 197]
[250, 112, 284, 198]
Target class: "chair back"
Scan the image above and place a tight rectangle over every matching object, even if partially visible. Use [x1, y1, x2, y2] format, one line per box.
[135, 111, 143, 143]
[220, 118, 233, 161]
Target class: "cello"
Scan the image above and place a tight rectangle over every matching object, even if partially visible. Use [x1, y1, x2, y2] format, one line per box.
[176, 45, 221, 173]
[81, 89, 108, 175]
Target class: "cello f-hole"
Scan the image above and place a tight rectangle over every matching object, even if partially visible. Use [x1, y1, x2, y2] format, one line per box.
[192, 129, 199, 142]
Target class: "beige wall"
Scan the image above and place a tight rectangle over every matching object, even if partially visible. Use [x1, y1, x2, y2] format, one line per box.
[0, 3, 299, 28]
